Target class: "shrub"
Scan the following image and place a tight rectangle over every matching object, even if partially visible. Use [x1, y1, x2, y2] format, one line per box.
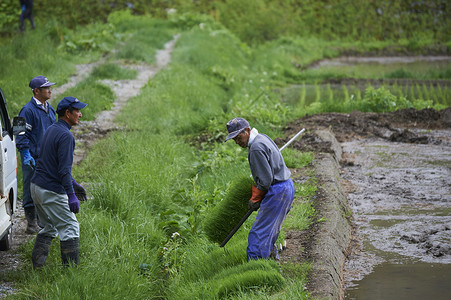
[361, 86, 412, 112]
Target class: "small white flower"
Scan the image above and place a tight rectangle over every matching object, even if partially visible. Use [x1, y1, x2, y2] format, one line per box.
[172, 232, 180, 238]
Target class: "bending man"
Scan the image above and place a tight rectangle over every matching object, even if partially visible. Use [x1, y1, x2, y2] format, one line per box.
[225, 117, 294, 260]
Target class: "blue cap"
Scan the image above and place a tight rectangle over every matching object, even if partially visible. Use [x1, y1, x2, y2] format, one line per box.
[56, 96, 87, 113]
[29, 76, 56, 89]
[225, 118, 250, 141]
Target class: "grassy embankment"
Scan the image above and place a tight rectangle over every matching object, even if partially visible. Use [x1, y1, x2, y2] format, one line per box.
[0, 7, 449, 300]
[1, 13, 318, 299]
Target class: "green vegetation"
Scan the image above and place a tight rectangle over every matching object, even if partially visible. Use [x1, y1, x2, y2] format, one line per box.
[0, 1, 449, 299]
[90, 63, 138, 80]
[203, 176, 253, 244]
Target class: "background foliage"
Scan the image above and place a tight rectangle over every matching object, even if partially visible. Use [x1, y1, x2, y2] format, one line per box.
[1, 0, 449, 44]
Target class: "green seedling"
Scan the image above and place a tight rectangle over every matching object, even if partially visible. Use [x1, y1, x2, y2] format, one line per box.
[203, 176, 254, 244]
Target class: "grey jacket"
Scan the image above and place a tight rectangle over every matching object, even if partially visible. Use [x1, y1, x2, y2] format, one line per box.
[248, 133, 291, 191]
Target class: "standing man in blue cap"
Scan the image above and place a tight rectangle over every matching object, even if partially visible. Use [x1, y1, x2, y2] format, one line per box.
[16, 75, 57, 234]
[225, 117, 294, 261]
[30, 96, 87, 268]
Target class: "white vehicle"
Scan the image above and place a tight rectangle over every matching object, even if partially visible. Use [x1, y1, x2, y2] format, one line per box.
[0, 88, 25, 251]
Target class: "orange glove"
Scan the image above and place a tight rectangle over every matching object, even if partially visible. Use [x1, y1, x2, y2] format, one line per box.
[249, 186, 266, 211]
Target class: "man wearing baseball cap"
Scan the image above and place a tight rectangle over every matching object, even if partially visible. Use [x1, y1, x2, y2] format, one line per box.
[225, 117, 294, 261]
[16, 75, 57, 234]
[30, 96, 87, 268]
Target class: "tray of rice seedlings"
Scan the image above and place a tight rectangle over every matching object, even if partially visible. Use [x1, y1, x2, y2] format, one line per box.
[203, 175, 254, 244]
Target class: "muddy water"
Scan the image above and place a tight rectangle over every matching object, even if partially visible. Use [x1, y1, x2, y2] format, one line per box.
[341, 129, 451, 299]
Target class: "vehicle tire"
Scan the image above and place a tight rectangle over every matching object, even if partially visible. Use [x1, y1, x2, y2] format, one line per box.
[0, 227, 12, 251]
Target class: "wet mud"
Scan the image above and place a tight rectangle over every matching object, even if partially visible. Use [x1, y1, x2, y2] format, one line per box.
[279, 107, 451, 299]
[341, 130, 450, 296]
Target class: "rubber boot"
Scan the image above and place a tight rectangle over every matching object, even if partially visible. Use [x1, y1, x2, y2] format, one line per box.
[24, 206, 39, 234]
[60, 238, 79, 266]
[31, 234, 53, 269]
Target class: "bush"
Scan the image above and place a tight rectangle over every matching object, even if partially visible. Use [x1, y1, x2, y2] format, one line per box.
[361, 86, 412, 112]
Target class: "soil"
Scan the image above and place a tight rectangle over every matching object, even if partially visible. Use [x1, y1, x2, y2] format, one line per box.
[276, 107, 451, 299]
[1, 44, 450, 298]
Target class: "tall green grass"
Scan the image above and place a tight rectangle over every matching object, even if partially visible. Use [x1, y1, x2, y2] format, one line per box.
[52, 78, 115, 121]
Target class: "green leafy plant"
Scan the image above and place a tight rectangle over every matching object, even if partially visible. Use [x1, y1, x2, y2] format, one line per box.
[361, 86, 412, 112]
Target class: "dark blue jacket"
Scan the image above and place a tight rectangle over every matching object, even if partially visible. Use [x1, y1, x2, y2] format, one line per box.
[32, 119, 75, 195]
[16, 98, 56, 158]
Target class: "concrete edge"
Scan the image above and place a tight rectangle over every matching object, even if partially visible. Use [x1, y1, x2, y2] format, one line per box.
[307, 129, 352, 300]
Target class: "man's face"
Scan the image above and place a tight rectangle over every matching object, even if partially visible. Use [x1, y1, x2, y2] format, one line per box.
[35, 87, 52, 102]
[66, 108, 82, 126]
[233, 129, 250, 148]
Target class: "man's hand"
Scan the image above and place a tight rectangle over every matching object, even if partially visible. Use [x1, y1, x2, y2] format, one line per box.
[67, 193, 80, 214]
[248, 185, 266, 211]
[248, 200, 261, 211]
[20, 149, 35, 169]
[72, 179, 87, 201]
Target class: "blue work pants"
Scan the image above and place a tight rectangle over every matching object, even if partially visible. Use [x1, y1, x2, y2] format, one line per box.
[247, 179, 295, 260]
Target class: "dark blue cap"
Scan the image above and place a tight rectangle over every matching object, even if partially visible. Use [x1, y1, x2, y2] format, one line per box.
[29, 76, 56, 89]
[225, 117, 250, 141]
[56, 96, 87, 113]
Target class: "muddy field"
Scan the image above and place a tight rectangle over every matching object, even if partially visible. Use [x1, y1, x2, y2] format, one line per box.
[278, 107, 451, 298]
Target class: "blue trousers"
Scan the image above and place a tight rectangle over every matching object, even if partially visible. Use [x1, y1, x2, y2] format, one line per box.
[247, 179, 295, 260]
[21, 162, 35, 208]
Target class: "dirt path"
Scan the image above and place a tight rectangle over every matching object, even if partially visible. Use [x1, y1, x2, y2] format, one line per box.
[0, 35, 179, 298]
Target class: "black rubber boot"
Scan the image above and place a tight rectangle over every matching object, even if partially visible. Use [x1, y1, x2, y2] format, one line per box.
[31, 234, 53, 269]
[60, 238, 79, 266]
[24, 206, 39, 234]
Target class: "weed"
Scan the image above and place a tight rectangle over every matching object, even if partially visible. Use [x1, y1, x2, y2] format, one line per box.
[91, 63, 137, 80]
